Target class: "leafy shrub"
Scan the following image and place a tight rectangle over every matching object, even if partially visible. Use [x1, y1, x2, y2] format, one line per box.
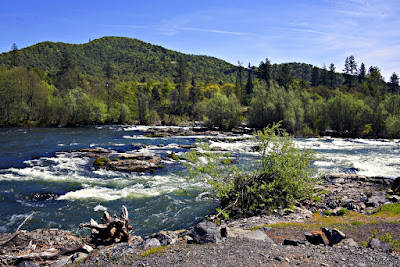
[323, 210, 331, 216]
[184, 122, 318, 219]
[337, 207, 347, 216]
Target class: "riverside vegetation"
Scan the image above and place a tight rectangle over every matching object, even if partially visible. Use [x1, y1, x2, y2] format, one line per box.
[0, 37, 400, 139]
[184, 122, 318, 219]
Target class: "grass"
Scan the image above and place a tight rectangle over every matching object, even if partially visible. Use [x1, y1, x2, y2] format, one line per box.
[264, 203, 400, 231]
[141, 246, 167, 257]
[374, 203, 400, 216]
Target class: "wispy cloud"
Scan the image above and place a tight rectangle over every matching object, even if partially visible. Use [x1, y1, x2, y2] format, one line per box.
[181, 27, 257, 36]
[271, 27, 328, 35]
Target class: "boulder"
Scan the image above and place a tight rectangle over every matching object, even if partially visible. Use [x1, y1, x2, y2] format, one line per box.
[305, 230, 329, 245]
[339, 238, 359, 247]
[321, 228, 346, 245]
[188, 221, 225, 244]
[368, 238, 392, 253]
[150, 231, 178, 246]
[389, 195, 400, 202]
[103, 159, 158, 172]
[391, 177, 400, 195]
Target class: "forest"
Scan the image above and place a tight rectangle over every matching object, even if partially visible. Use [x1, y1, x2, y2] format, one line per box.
[0, 37, 399, 138]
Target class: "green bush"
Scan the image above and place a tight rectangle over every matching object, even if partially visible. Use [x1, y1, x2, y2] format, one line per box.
[323, 210, 331, 216]
[184, 122, 318, 219]
[337, 207, 347, 216]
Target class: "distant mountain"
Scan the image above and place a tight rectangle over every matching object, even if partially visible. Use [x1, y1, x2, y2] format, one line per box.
[0, 36, 341, 85]
[0, 36, 238, 84]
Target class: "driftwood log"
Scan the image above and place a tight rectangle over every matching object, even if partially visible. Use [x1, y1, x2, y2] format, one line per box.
[80, 205, 133, 245]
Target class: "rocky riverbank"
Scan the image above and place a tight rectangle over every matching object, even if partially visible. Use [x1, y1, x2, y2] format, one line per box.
[1, 173, 400, 266]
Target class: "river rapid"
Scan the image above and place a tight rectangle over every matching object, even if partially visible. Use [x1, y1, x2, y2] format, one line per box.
[0, 125, 399, 235]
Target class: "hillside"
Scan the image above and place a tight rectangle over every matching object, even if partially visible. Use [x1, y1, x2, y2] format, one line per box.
[0, 36, 237, 84]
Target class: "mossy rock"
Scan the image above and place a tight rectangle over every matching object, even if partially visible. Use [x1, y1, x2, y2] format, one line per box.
[93, 157, 111, 166]
[167, 153, 179, 161]
[112, 158, 120, 161]
[157, 164, 165, 168]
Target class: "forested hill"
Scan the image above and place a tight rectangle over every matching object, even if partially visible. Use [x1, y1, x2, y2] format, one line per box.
[0, 36, 237, 84]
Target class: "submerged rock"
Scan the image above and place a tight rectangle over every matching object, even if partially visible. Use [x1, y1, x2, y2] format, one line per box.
[23, 192, 62, 202]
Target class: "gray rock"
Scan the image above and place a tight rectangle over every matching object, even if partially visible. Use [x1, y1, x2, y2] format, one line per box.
[321, 228, 346, 245]
[368, 238, 392, 253]
[139, 238, 161, 249]
[189, 221, 222, 244]
[150, 231, 178, 246]
[339, 238, 359, 247]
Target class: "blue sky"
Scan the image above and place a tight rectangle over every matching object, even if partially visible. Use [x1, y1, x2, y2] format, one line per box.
[1, 0, 399, 79]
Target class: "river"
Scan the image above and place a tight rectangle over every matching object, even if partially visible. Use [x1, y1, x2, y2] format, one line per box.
[0, 125, 399, 235]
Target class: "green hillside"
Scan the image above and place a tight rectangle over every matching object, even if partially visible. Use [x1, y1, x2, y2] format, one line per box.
[0, 36, 237, 84]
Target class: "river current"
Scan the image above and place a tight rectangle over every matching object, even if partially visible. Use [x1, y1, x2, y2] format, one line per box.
[0, 125, 399, 235]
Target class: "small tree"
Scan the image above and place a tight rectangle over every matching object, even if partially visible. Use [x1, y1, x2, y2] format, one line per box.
[184, 122, 317, 219]
[206, 92, 240, 130]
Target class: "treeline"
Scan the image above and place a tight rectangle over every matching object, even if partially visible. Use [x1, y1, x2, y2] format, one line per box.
[1, 38, 399, 138]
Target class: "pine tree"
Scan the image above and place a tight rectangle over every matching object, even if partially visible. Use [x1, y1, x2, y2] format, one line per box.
[358, 63, 366, 83]
[389, 72, 399, 94]
[11, 43, 18, 67]
[343, 56, 358, 89]
[245, 63, 254, 95]
[311, 67, 319, 87]
[320, 64, 328, 86]
[258, 58, 271, 88]
[328, 63, 336, 89]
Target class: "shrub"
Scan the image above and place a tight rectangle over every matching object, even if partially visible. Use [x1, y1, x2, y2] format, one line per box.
[323, 210, 331, 216]
[184, 122, 318, 219]
[337, 207, 347, 216]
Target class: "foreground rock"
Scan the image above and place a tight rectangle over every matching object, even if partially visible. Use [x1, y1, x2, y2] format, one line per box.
[309, 173, 395, 214]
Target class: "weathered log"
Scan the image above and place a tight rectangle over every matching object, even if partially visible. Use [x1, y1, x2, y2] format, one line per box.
[4, 243, 93, 263]
[80, 205, 132, 245]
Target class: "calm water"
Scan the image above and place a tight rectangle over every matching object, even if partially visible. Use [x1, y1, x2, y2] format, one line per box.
[0, 125, 399, 235]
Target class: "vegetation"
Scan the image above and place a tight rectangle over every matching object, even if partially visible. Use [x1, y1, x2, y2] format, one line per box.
[184, 123, 317, 219]
[371, 230, 400, 251]
[0, 37, 399, 139]
[93, 157, 111, 166]
[141, 246, 167, 257]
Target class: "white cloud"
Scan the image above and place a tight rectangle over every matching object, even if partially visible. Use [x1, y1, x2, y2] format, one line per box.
[181, 27, 257, 36]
